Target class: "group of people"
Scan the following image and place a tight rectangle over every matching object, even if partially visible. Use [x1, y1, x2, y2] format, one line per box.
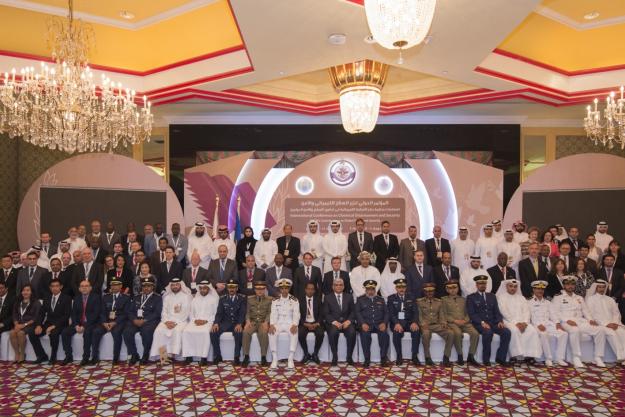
[1, 218, 624, 369]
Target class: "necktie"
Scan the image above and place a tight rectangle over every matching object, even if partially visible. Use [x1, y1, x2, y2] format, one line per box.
[337, 294, 342, 308]
[52, 295, 57, 311]
[308, 298, 313, 318]
[192, 268, 197, 282]
[501, 267, 505, 276]
[29, 267, 34, 280]
[43, 245, 48, 254]
[532, 259, 538, 275]
[161, 252, 165, 262]
[248, 269, 252, 282]
[445, 266, 450, 279]
[81, 296, 87, 324]
[411, 239, 416, 250]
[607, 268, 612, 282]
[84, 263, 90, 276]
[436, 238, 440, 250]
[418, 265, 423, 276]
[334, 271, 339, 280]
[220, 260, 225, 279]
[359, 233, 363, 249]
[167, 262, 171, 273]
[384, 234, 389, 246]
[306, 267, 310, 279]
[0, 296, 4, 311]
[231, 296, 235, 303]
[482, 292, 487, 303]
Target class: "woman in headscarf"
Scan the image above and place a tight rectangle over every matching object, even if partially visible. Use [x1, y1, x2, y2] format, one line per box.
[236, 226, 257, 270]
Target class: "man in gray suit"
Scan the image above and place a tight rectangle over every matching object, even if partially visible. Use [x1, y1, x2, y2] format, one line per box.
[238, 255, 266, 296]
[182, 252, 210, 295]
[399, 225, 425, 273]
[207, 244, 237, 295]
[265, 253, 293, 297]
[101, 221, 121, 253]
[168, 223, 188, 264]
[71, 248, 105, 295]
[16, 251, 48, 299]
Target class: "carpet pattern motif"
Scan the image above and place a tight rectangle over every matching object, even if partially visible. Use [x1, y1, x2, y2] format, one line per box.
[3, 362, 625, 417]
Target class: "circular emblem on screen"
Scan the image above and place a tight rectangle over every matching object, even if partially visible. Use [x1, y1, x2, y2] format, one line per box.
[374, 176, 394, 195]
[295, 176, 314, 195]
[329, 160, 356, 186]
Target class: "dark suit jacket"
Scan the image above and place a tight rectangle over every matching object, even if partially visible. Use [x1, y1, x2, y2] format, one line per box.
[127, 292, 162, 325]
[40, 244, 57, 260]
[207, 258, 237, 294]
[149, 250, 167, 273]
[292, 265, 322, 300]
[557, 254, 577, 274]
[425, 238, 451, 267]
[0, 292, 16, 330]
[101, 232, 121, 253]
[433, 264, 461, 297]
[562, 238, 582, 257]
[322, 270, 351, 295]
[71, 262, 105, 295]
[237, 267, 265, 296]
[91, 248, 109, 265]
[182, 266, 210, 293]
[1, 268, 18, 295]
[70, 293, 102, 327]
[100, 293, 130, 325]
[466, 292, 503, 327]
[59, 269, 75, 297]
[486, 265, 516, 295]
[372, 234, 400, 271]
[265, 266, 292, 297]
[157, 260, 184, 293]
[299, 293, 322, 325]
[277, 236, 301, 271]
[322, 292, 355, 325]
[106, 268, 134, 293]
[546, 273, 564, 299]
[16, 266, 48, 299]
[398, 238, 425, 272]
[347, 231, 374, 268]
[36, 292, 71, 328]
[582, 258, 599, 277]
[518, 257, 548, 298]
[598, 267, 625, 298]
[236, 239, 257, 270]
[405, 264, 433, 300]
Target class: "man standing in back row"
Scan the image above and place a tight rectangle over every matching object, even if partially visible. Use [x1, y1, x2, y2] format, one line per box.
[373, 221, 400, 273]
[348, 219, 374, 270]
[425, 225, 451, 267]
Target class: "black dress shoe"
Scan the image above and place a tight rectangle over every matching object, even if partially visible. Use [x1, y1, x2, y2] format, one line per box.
[199, 358, 208, 366]
[425, 358, 435, 366]
[89, 358, 99, 366]
[112, 359, 119, 365]
[496, 359, 510, 367]
[457, 357, 465, 366]
[61, 357, 73, 366]
[233, 357, 241, 366]
[380, 357, 389, 367]
[525, 357, 536, 365]
[442, 356, 451, 367]
[311, 354, 320, 364]
[139, 357, 149, 365]
[213, 356, 222, 366]
[396, 357, 403, 366]
[128, 355, 140, 366]
[362, 360, 370, 368]
[241, 355, 250, 367]
[331, 359, 338, 366]
[483, 361, 491, 367]
[412, 356, 421, 366]
[48, 359, 57, 366]
[185, 357, 193, 364]
[260, 356, 268, 366]
[301, 353, 310, 363]
[34, 356, 48, 364]
[347, 359, 355, 366]
[467, 355, 480, 366]
[79, 359, 89, 366]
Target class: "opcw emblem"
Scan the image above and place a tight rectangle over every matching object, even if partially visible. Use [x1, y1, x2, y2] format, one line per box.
[329, 160, 356, 186]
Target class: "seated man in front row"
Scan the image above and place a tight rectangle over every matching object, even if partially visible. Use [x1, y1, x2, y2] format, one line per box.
[387, 277, 420, 365]
[441, 279, 479, 366]
[182, 279, 219, 365]
[91, 275, 130, 364]
[123, 276, 163, 365]
[210, 279, 246, 366]
[150, 277, 191, 361]
[355, 279, 390, 368]
[241, 281, 272, 367]
[322, 278, 356, 366]
[30, 277, 71, 364]
[61, 279, 101, 366]
[269, 278, 300, 369]
[417, 282, 453, 366]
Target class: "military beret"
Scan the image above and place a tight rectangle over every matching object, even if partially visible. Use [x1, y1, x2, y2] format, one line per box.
[393, 278, 407, 287]
[253, 281, 267, 289]
[473, 275, 489, 283]
[141, 276, 155, 286]
[363, 279, 377, 289]
[226, 279, 239, 287]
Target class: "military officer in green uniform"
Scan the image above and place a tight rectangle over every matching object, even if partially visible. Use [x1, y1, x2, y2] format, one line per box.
[441, 279, 480, 366]
[242, 281, 272, 367]
[417, 282, 453, 366]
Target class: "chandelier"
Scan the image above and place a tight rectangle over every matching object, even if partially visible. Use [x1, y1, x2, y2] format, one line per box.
[329, 60, 389, 134]
[584, 87, 625, 150]
[364, 0, 436, 63]
[0, 0, 153, 153]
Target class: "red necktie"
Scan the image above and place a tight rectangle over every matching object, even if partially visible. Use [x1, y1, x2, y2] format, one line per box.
[248, 269, 253, 282]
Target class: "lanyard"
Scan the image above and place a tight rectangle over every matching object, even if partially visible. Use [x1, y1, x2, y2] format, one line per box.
[20, 302, 29, 319]
[172, 235, 180, 248]
[140, 294, 152, 309]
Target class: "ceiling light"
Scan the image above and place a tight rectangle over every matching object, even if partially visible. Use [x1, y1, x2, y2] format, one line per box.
[329, 60, 389, 134]
[119, 10, 135, 20]
[583, 11, 600, 20]
[584, 87, 625, 149]
[328, 33, 347, 45]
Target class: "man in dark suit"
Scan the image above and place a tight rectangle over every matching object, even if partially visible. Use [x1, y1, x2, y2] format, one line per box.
[356, 279, 390, 367]
[405, 250, 433, 301]
[91, 277, 130, 364]
[183, 252, 211, 295]
[387, 277, 420, 365]
[121, 229, 143, 256]
[61, 279, 102, 366]
[71, 248, 105, 295]
[425, 225, 451, 267]
[101, 221, 121, 253]
[322, 278, 356, 366]
[277, 224, 301, 272]
[123, 276, 163, 365]
[39, 258, 65, 300]
[466, 275, 511, 366]
[89, 236, 109, 265]
[16, 251, 47, 299]
[598, 253, 625, 298]
[433, 252, 460, 298]
[1, 254, 18, 295]
[29, 277, 71, 364]
[518, 242, 548, 298]
[399, 225, 425, 273]
[39, 232, 57, 260]
[578, 245, 599, 276]
[265, 254, 292, 297]
[86, 220, 104, 248]
[149, 237, 170, 273]
[372, 221, 400, 272]
[322, 256, 352, 295]
[156, 246, 184, 293]
[292, 252, 322, 300]
[561, 226, 582, 257]
[207, 245, 238, 296]
[347, 218, 374, 269]
[556, 241, 577, 273]
[211, 279, 247, 365]
[487, 252, 517, 295]
[0, 281, 15, 338]
[237, 255, 265, 296]
[298, 281, 325, 363]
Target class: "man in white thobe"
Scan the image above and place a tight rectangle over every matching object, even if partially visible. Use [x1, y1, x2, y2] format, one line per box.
[379, 257, 403, 300]
[67, 227, 87, 254]
[512, 221, 529, 244]
[551, 275, 607, 368]
[594, 221, 614, 253]
[254, 228, 278, 271]
[496, 279, 542, 362]
[269, 278, 300, 369]
[322, 221, 348, 273]
[302, 220, 324, 270]
[527, 280, 568, 367]
[460, 256, 490, 295]
[475, 224, 498, 270]
[211, 225, 237, 261]
[181, 279, 219, 364]
[491, 219, 504, 242]
[585, 279, 625, 364]
[187, 222, 214, 269]
[451, 226, 475, 273]
[497, 230, 522, 271]
[150, 278, 191, 359]
[350, 251, 381, 299]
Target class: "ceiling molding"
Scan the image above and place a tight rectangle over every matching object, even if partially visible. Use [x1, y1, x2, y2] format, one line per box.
[521, 118, 583, 128]
[535, 5, 625, 31]
[0, 0, 219, 30]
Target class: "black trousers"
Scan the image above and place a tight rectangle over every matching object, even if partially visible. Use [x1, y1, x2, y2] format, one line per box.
[210, 322, 243, 359]
[359, 326, 390, 361]
[326, 323, 356, 361]
[298, 324, 325, 355]
[29, 323, 65, 360]
[61, 325, 96, 360]
[392, 327, 421, 359]
[123, 321, 158, 360]
[92, 322, 125, 360]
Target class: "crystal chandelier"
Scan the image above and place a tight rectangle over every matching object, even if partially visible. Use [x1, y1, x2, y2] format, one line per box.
[364, 0, 436, 63]
[584, 87, 625, 150]
[329, 60, 389, 134]
[0, 0, 153, 153]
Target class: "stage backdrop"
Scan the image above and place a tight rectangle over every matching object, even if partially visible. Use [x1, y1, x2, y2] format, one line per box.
[184, 151, 503, 241]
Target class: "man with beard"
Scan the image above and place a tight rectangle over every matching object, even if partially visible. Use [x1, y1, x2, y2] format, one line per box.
[150, 278, 191, 361]
[302, 220, 324, 270]
[322, 221, 348, 273]
[182, 279, 218, 365]
[254, 229, 278, 271]
[187, 222, 214, 269]
[211, 225, 236, 261]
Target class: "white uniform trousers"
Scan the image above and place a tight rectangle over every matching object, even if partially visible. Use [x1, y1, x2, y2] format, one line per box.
[506, 323, 542, 358]
[561, 320, 606, 358]
[603, 326, 625, 361]
[537, 326, 568, 361]
[269, 323, 298, 353]
[181, 321, 213, 358]
[150, 322, 188, 357]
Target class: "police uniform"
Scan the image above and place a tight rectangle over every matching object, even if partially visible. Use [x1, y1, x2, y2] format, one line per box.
[387, 278, 420, 365]
[441, 280, 479, 364]
[242, 281, 273, 364]
[92, 277, 130, 363]
[417, 282, 453, 365]
[527, 280, 568, 366]
[355, 279, 390, 367]
[122, 276, 163, 364]
[269, 278, 300, 369]
[211, 279, 247, 364]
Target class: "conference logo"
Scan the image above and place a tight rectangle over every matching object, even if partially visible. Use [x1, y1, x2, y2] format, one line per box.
[329, 160, 356, 186]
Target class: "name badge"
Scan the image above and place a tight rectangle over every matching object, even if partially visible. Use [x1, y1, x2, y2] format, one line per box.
[191, 282, 197, 290]
[284, 250, 290, 256]
[245, 250, 250, 257]
[137, 308, 144, 318]
[247, 281, 253, 289]
[109, 311, 116, 321]
[437, 251, 442, 258]
[398, 312, 405, 320]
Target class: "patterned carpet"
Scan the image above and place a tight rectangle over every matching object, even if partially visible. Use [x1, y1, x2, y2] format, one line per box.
[3, 361, 625, 417]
